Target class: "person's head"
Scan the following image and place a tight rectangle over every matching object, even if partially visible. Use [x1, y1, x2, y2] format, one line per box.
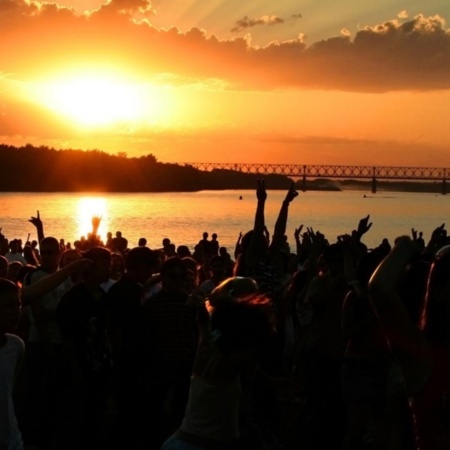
[203, 232, 208, 240]
[125, 247, 159, 283]
[111, 252, 125, 280]
[0, 255, 8, 278]
[212, 233, 218, 241]
[241, 230, 269, 253]
[7, 261, 23, 284]
[419, 245, 450, 343]
[82, 247, 111, 284]
[138, 237, 147, 247]
[160, 257, 188, 293]
[208, 277, 259, 307]
[176, 245, 191, 258]
[59, 249, 81, 268]
[208, 255, 227, 281]
[162, 238, 171, 248]
[319, 243, 344, 276]
[39, 237, 61, 272]
[181, 257, 199, 289]
[207, 277, 273, 358]
[116, 231, 122, 238]
[23, 245, 37, 266]
[9, 239, 20, 254]
[0, 279, 21, 334]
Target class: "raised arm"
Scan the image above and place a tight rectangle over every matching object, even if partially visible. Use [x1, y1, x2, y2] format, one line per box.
[254, 178, 267, 234]
[22, 259, 91, 305]
[368, 237, 431, 395]
[234, 231, 243, 260]
[28, 210, 44, 244]
[294, 224, 303, 259]
[354, 215, 372, 243]
[270, 181, 298, 252]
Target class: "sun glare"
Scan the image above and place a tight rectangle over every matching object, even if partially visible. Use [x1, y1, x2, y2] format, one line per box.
[76, 197, 108, 241]
[37, 75, 146, 127]
[22, 69, 178, 128]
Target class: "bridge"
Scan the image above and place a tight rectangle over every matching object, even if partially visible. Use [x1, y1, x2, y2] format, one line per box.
[181, 163, 449, 194]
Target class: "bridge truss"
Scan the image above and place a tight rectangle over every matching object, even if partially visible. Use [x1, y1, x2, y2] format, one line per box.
[181, 163, 449, 193]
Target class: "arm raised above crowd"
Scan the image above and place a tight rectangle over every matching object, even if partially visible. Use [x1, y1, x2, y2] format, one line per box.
[28, 210, 45, 244]
[22, 259, 91, 305]
[368, 236, 432, 395]
[270, 181, 298, 252]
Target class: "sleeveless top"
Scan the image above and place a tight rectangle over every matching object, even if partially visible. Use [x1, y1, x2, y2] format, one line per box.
[180, 373, 241, 442]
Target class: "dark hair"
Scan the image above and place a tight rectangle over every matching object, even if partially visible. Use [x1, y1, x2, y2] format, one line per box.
[177, 245, 192, 258]
[419, 245, 450, 342]
[0, 278, 20, 296]
[40, 236, 59, 249]
[210, 298, 273, 356]
[126, 247, 158, 271]
[83, 246, 111, 263]
[160, 257, 187, 277]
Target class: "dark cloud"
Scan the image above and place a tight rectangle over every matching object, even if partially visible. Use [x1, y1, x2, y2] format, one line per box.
[231, 13, 302, 32]
[231, 15, 284, 32]
[1, 3, 450, 92]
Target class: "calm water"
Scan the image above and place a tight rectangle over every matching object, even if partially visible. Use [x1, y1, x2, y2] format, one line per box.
[0, 190, 449, 251]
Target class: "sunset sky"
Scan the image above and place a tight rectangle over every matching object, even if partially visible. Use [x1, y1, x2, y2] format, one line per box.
[2, 0, 450, 166]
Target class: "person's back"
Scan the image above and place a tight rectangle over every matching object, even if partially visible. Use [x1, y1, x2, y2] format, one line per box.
[107, 246, 158, 450]
[142, 257, 198, 449]
[0, 279, 25, 450]
[56, 247, 113, 450]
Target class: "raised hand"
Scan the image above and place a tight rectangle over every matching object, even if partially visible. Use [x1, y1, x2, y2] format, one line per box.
[28, 210, 42, 229]
[411, 228, 418, 241]
[294, 224, 304, 240]
[356, 215, 372, 240]
[284, 181, 299, 204]
[256, 178, 267, 202]
[91, 215, 102, 231]
[29, 210, 44, 242]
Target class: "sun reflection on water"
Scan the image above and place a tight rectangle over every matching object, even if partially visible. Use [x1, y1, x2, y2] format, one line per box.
[76, 197, 108, 242]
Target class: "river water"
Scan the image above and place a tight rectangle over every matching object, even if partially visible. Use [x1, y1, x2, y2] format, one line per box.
[0, 190, 449, 251]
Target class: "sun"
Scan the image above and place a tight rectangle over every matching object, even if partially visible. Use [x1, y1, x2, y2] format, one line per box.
[20, 67, 178, 128]
[34, 73, 147, 127]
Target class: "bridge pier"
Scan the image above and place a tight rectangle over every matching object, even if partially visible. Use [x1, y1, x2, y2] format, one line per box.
[302, 175, 307, 192]
[443, 178, 447, 195]
[371, 177, 377, 194]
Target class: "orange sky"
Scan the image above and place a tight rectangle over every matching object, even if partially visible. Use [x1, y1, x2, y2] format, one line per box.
[2, 1, 450, 166]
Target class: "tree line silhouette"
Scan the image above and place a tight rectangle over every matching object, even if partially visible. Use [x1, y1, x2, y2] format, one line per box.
[0, 144, 291, 192]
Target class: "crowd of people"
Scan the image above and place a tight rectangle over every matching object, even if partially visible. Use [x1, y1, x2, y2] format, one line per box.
[1, 179, 450, 450]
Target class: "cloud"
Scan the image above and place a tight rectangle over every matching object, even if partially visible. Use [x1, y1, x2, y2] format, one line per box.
[1, 4, 450, 93]
[231, 13, 301, 32]
[398, 10, 408, 19]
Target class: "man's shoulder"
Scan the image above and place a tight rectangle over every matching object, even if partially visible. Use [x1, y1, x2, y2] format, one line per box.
[24, 266, 49, 285]
[107, 277, 142, 300]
